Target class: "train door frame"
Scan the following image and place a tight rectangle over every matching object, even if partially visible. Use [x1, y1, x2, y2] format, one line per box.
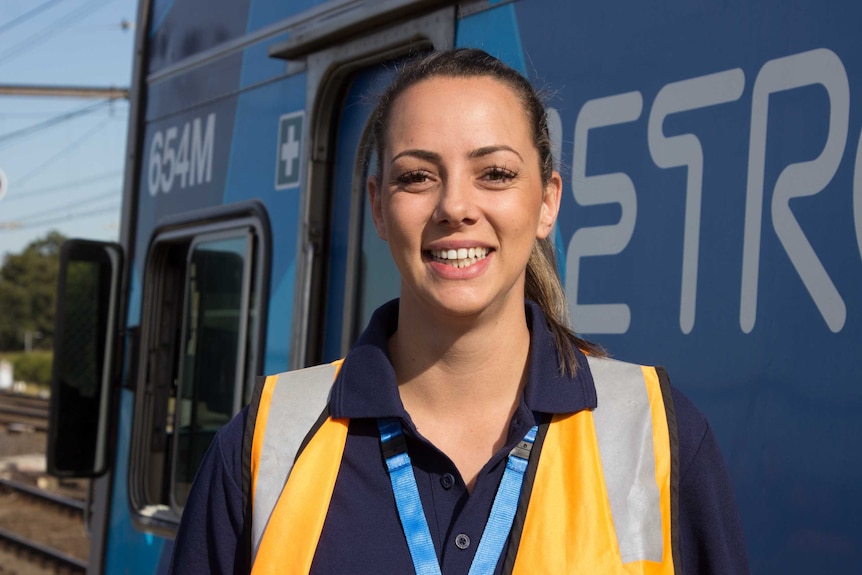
[272, 5, 457, 368]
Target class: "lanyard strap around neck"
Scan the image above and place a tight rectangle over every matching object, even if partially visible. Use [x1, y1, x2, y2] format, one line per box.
[377, 418, 538, 575]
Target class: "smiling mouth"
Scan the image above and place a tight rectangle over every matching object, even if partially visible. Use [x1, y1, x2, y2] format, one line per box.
[428, 247, 491, 269]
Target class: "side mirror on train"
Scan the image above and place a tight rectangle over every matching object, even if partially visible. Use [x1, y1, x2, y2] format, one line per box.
[47, 239, 123, 477]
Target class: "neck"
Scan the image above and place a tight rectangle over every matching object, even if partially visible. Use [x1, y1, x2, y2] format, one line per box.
[389, 292, 531, 419]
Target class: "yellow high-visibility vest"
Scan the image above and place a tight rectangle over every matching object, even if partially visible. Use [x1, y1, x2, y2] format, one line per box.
[247, 356, 679, 574]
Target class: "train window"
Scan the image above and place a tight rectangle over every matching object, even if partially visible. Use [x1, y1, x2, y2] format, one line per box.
[320, 67, 405, 361]
[355, 148, 400, 330]
[170, 235, 251, 507]
[130, 205, 268, 530]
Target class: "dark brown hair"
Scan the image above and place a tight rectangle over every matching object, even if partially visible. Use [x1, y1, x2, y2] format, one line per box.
[368, 48, 603, 374]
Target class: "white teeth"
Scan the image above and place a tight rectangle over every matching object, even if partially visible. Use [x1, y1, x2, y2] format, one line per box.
[430, 247, 489, 268]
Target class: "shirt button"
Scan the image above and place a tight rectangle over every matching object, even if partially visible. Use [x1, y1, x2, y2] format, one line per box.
[440, 473, 455, 489]
[454, 533, 471, 550]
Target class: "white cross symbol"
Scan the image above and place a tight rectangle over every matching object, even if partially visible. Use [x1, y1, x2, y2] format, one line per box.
[281, 125, 300, 178]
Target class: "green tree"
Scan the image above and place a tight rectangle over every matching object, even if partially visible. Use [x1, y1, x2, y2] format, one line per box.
[0, 230, 66, 351]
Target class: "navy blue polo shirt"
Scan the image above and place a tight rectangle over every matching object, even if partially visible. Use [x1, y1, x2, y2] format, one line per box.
[169, 300, 750, 574]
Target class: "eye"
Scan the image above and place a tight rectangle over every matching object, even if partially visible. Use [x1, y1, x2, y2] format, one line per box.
[393, 169, 435, 191]
[482, 166, 519, 184]
[396, 170, 431, 184]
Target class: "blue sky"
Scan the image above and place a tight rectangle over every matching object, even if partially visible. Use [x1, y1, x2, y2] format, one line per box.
[0, 0, 137, 261]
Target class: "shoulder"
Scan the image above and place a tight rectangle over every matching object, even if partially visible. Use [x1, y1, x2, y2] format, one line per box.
[177, 406, 248, 528]
[185, 405, 248, 503]
[667, 384, 712, 477]
[665, 383, 751, 573]
[597, 358, 712, 477]
[646, 369, 723, 482]
[216, 405, 248, 480]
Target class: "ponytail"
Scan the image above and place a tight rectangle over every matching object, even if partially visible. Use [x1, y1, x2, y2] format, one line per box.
[525, 237, 605, 376]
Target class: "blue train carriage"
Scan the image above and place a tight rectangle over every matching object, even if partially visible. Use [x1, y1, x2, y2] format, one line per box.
[44, 0, 861, 573]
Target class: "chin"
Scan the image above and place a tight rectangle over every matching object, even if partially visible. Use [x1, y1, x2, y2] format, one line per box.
[419, 288, 515, 320]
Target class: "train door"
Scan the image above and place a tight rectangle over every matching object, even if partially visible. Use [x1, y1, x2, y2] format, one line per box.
[280, 6, 456, 367]
[320, 64, 401, 361]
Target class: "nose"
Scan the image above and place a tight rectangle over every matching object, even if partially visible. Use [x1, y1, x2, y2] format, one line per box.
[433, 175, 478, 227]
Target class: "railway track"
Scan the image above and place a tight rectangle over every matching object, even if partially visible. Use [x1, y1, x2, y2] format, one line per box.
[0, 390, 50, 432]
[0, 391, 89, 573]
[0, 477, 87, 574]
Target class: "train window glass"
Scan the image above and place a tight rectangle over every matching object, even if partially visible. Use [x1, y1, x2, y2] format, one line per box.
[356, 148, 400, 329]
[131, 217, 264, 529]
[322, 66, 405, 362]
[170, 235, 250, 507]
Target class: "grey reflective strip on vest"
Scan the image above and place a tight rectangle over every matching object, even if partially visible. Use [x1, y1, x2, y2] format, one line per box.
[252, 362, 338, 560]
[586, 356, 663, 563]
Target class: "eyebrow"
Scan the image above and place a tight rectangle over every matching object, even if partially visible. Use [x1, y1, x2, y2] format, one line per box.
[468, 145, 524, 162]
[390, 149, 441, 164]
[390, 145, 524, 164]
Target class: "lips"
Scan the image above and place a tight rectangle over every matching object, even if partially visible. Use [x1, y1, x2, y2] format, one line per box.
[428, 247, 490, 269]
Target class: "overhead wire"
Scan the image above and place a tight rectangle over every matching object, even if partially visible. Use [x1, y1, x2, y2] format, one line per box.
[14, 114, 114, 187]
[0, 0, 115, 67]
[2, 170, 121, 202]
[0, 98, 114, 148]
[0, 111, 90, 119]
[0, 0, 68, 36]
[0, 0, 126, 237]
[7, 189, 119, 223]
[58, 19, 135, 34]
[0, 107, 128, 120]
[0, 202, 119, 231]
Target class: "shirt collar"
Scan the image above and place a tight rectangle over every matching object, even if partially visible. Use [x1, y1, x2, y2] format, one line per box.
[329, 299, 597, 420]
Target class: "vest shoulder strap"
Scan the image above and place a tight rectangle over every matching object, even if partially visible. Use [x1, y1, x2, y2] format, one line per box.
[245, 360, 342, 561]
[587, 356, 666, 563]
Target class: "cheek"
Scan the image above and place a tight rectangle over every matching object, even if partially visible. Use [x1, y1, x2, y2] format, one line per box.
[494, 196, 543, 234]
[382, 199, 424, 248]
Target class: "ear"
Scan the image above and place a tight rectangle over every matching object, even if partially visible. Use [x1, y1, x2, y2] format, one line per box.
[368, 175, 388, 241]
[536, 171, 562, 240]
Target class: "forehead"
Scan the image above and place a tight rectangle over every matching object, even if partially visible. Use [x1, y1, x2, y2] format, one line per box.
[384, 75, 533, 153]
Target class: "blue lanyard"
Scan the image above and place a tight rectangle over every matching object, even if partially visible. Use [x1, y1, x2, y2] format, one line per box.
[377, 418, 538, 575]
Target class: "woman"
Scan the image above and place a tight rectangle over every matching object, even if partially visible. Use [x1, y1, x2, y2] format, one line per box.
[170, 49, 748, 574]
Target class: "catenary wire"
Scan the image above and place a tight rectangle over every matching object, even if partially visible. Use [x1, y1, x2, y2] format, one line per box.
[14, 115, 114, 187]
[0, 99, 112, 148]
[3, 170, 121, 202]
[0, 0, 114, 67]
[0, 0, 68, 36]
[5, 189, 118, 223]
[0, 202, 119, 231]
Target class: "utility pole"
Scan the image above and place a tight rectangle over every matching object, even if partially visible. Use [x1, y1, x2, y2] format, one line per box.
[0, 85, 129, 99]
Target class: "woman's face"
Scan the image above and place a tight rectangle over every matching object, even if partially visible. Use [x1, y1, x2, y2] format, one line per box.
[369, 75, 561, 320]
